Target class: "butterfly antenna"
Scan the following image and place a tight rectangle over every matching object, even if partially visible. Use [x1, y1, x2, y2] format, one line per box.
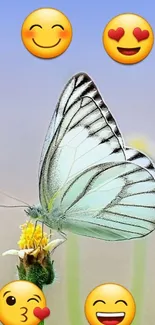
[0, 189, 29, 206]
[0, 204, 28, 208]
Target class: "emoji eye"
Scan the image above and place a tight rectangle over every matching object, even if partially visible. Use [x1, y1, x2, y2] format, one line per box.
[6, 295, 16, 306]
[27, 298, 40, 303]
[30, 24, 42, 30]
[93, 300, 106, 306]
[115, 300, 128, 306]
[108, 27, 125, 41]
[133, 27, 149, 42]
[52, 24, 64, 30]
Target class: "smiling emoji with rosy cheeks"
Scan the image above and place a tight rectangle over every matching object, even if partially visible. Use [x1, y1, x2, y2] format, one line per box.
[21, 8, 72, 59]
[84, 283, 136, 325]
[103, 13, 154, 64]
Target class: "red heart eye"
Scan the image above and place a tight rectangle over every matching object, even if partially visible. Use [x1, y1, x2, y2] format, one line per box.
[133, 27, 149, 41]
[108, 27, 125, 41]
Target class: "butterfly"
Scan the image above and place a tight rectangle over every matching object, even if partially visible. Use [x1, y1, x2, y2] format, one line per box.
[25, 72, 155, 241]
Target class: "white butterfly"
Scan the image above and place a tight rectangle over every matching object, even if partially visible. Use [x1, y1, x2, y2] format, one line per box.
[26, 72, 155, 241]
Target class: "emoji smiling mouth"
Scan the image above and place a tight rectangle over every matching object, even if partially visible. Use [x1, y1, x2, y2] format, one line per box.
[96, 312, 125, 325]
[32, 38, 61, 48]
[117, 47, 140, 55]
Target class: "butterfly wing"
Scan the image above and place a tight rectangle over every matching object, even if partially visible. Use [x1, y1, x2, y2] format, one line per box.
[52, 161, 155, 241]
[125, 147, 155, 178]
[38, 72, 155, 241]
[39, 72, 124, 173]
[39, 74, 126, 210]
[77, 75, 155, 178]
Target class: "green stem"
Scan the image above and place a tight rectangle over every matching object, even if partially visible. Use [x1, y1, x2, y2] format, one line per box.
[17, 255, 55, 325]
[131, 240, 147, 325]
[66, 234, 84, 325]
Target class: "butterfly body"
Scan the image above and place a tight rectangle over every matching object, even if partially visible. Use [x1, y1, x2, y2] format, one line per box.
[27, 72, 155, 241]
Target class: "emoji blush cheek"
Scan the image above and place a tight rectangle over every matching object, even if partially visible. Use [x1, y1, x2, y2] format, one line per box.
[58, 30, 70, 38]
[23, 30, 36, 39]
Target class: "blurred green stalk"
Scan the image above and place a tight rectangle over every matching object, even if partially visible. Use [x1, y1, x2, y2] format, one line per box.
[131, 240, 147, 325]
[66, 234, 84, 325]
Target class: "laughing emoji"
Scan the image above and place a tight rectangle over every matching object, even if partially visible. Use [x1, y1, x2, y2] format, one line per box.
[84, 283, 136, 325]
[102, 13, 154, 64]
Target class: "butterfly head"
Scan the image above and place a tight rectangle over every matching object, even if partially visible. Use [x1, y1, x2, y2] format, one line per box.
[25, 205, 44, 221]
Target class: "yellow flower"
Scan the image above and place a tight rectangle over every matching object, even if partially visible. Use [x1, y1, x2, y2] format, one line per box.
[2, 221, 65, 259]
[18, 221, 49, 249]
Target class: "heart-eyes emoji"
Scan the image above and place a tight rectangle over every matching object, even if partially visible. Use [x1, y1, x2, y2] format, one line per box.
[102, 13, 154, 64]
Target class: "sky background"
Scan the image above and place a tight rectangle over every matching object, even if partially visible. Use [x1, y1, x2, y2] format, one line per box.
[0, 0, 155, 196]
[0, 1, 155, 325]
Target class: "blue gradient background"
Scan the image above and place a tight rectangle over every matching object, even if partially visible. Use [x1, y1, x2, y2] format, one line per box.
[0, 1, 155, 325]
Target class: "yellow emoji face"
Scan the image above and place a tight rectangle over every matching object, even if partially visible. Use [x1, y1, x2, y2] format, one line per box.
[0, 280, 49, 325]
[84, 283, 136, 325]
[103, 13, 154, 64]
[21, 8, 72, 59]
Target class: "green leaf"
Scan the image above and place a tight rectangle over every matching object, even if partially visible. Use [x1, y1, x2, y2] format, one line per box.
[17, 261, 26, 280]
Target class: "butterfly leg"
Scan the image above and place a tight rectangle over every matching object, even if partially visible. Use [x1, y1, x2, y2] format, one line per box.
[37, 222, 44, 248]
[49, 229, 52, 241]
[49, 230, 66, 256]
[24, 219, 38, 253]
[30, 220, 38, 243]
[58, 229, 67, 241]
